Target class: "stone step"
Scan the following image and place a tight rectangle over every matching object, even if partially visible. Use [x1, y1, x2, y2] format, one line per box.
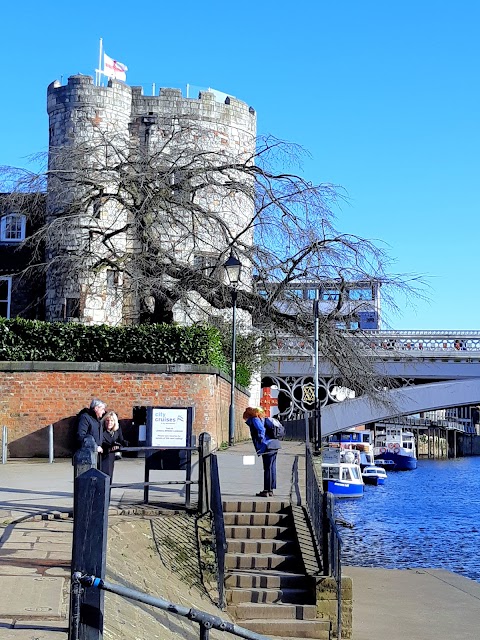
[231, 602, 317, 620]
[225, 570, 308, 589]
[225, 553, 299, 571]
[227, 586, 314, 605]
[227, 538, 296, 554]
[225, 525, 292, 540]
[239, 619, 331, 639]
[223, 513, 292, 527]
[223, 500, 290, 514]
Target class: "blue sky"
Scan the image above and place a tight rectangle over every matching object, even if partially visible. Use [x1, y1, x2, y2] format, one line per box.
[1, 1, 479, 330]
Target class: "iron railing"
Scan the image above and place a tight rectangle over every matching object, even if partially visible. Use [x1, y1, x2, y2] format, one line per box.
[71, 572, 271, 640]
[305, 442, 343, 640]
[197, 433, 227, 609]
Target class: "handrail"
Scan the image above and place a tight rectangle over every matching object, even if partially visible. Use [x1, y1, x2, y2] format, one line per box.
[71, 572, 271, 640]
[197, 433, 227, 608]
[305, 442, 343, 640]
[210, 453, 227, 609]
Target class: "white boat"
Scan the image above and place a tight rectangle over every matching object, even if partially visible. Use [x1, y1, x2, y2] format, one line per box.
[327, 429, 375, 468]
[321, 448, 364, 498]
[362, 465, 387, 486]
[373, 425, 417, 470]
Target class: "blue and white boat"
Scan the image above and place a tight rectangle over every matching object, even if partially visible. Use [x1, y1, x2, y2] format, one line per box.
[321, 448, 364, 498]
[362, 465, 387, 486]
[327, 429, 375, 468]
[373, 426, 417, 470]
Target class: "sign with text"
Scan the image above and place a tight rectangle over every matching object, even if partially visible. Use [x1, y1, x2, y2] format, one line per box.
[148, 407, 190, 448]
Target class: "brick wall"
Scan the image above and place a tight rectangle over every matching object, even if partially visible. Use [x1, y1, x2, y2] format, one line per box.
[0, 362, 251, 457]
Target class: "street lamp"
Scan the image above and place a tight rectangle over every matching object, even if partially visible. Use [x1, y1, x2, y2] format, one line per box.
[313, 290, 322, 454]
[224, 252, 242, 446]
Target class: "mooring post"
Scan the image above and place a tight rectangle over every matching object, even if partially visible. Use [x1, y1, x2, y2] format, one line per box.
[70, 468, 109, 640]
[1, 426, 7, 464]
[48, 423, 54, 463]
[73, 435, 98, 480]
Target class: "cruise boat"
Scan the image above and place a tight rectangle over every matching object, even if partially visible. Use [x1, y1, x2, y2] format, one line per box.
[327, 429, 375, 468]
[373, 425, 417, 470]
[362, 465, 387, 486]
[321, 448, 364, 498]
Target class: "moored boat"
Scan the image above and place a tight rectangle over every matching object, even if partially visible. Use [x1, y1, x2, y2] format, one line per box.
[362, 465, 387, 486]
[321, 448, 364, 498]
[373, 425, 417, 470]
[327, 429, 375, 468]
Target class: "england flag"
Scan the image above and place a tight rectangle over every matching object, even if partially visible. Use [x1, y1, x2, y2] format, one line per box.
[103, 53, 128, 81]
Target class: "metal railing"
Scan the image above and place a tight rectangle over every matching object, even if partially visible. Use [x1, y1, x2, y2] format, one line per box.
[197, 433, 227, 609]
[71, 572, 271, 640]
[270, 330, 480, 357]
[305, 442, 343, 640]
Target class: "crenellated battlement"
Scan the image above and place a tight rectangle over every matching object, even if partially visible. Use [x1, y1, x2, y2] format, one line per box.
[47, 76, 255, 133]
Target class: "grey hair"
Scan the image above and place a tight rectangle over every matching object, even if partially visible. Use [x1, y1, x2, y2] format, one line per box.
[90, 398, 106, 410]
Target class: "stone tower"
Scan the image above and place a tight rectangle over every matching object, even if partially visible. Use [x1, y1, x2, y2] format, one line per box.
[46, 75, 257, 325]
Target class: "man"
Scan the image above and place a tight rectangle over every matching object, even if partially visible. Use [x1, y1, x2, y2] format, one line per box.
[77, 398, 107, 453]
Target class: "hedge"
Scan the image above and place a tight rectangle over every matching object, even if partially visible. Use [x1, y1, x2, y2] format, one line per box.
[0, 318, 228, 369]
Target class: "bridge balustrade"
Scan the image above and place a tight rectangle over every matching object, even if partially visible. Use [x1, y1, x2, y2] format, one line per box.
[270, 331, 480, 357]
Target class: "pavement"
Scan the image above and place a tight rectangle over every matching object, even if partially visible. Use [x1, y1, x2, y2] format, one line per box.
[0, 441, 479, 639]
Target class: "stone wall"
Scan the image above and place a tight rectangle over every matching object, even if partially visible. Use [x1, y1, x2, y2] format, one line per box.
[0, 362, 250, 457]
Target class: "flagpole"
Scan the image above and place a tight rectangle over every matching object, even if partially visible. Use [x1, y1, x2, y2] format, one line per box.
[97, 37, 103, 86]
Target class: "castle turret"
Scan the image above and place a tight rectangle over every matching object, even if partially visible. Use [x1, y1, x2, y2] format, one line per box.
[46, 75, 256, 325]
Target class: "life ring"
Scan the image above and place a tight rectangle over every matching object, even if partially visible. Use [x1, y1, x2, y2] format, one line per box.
[393, 444, 401, 452]
[380, 447, 387, 454]
[388, 443, 395, 449]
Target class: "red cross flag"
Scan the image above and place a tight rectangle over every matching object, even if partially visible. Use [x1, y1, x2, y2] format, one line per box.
[103, 52, 128, 81]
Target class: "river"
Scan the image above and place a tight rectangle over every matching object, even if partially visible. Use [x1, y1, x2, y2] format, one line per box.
[336, 456, 480, 582]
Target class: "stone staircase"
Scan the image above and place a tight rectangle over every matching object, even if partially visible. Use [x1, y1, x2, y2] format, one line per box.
[223, 499, 331, 639]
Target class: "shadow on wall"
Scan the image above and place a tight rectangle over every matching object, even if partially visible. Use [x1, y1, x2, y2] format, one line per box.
[7, 417, 138, 458]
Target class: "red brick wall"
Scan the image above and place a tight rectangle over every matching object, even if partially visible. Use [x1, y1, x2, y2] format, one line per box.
[0, 363, 251, 457]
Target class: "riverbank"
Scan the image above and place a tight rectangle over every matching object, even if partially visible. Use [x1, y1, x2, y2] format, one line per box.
[347, 565, 480, 640]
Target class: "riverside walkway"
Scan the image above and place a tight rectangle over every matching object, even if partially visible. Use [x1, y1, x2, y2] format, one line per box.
[1, 442, 480, 639]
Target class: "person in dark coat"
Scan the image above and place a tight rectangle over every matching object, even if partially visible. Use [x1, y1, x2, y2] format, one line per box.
[99, 411, 127, 481]
[243, 406, 281, 497]
[77, 398, 107, 454]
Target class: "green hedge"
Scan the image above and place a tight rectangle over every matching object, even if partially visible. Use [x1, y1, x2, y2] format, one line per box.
[0, 318, 228, 370]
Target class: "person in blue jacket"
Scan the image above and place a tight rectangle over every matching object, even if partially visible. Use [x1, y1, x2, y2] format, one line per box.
[243, 406, 281, 497]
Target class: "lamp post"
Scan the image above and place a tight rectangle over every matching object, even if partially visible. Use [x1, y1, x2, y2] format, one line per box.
[313, 290, 322, 453]
[224, 252, 242, 447]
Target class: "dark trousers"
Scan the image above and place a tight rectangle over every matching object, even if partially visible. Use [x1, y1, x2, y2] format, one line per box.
[262, 451, 278, 492]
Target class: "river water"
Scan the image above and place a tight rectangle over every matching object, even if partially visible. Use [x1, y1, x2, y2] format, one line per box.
[336, 456, 480, 582]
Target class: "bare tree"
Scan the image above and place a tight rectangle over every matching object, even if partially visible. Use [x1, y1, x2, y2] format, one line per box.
[0, 121, 423, 397]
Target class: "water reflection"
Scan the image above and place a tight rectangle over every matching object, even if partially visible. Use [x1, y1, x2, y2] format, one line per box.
[336, 457, 480, 582]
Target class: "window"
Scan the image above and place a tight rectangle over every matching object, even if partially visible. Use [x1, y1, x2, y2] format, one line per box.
[107, 270, 121, 289]
[348, 287, 373, 301]
[193, 253, 220, 277]
[0, 277, 11, 318]
[64, 298, 80, 320]
[0, 214, 26, 243]
[321, 289, 340, 301]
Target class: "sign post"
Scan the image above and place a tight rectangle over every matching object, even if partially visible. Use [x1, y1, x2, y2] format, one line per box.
[144, 407, 194, 507]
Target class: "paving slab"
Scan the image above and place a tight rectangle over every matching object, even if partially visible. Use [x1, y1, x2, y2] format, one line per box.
[346, 566, 480, 640]
[0, 577, 64, 619]
[0, 630, 67, 640]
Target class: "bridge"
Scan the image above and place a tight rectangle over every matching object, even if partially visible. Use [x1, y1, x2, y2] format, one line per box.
[262, 330, 480, 433]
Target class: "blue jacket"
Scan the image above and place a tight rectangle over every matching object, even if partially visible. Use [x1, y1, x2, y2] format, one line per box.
[246, 417, 281, 455]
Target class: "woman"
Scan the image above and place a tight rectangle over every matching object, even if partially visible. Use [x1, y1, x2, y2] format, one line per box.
[100, 411, 127, 481]
[243, 407, 281, 497]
